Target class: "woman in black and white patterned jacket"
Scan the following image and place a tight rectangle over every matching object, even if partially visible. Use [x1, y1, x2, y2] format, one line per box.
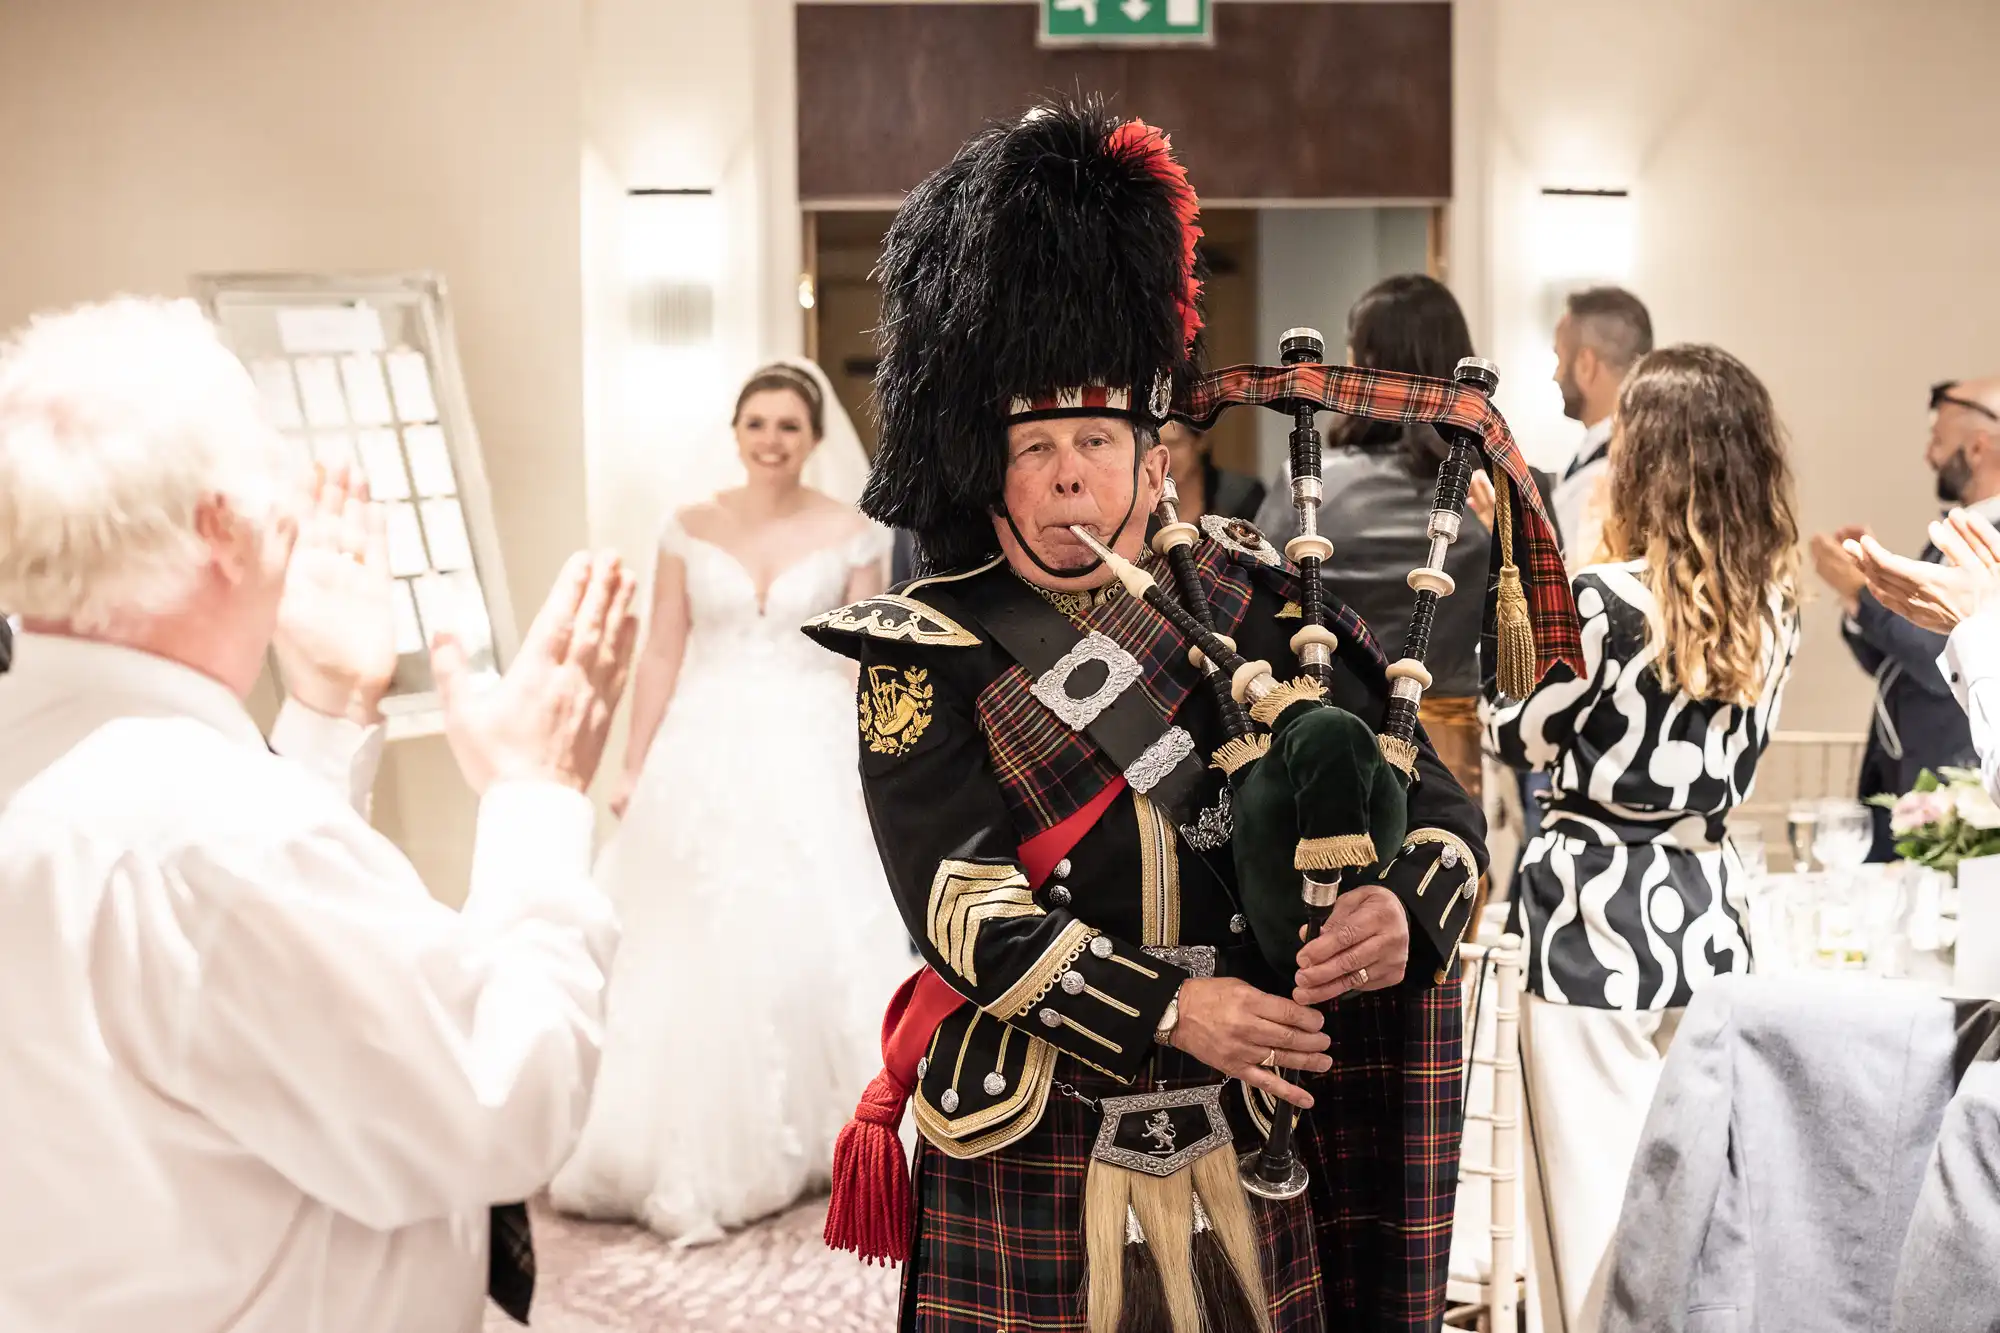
[1485, 344, 1802, 1333]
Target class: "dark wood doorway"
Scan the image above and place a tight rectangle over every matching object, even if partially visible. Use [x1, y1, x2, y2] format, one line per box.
[805, 206, 1262, 479]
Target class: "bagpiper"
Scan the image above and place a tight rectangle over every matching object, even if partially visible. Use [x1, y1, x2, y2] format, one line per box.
[805, 99, 1573, 1333]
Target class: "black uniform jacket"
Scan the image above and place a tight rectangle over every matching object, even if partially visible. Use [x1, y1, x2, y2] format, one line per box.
[804, 524, 1485, 1161]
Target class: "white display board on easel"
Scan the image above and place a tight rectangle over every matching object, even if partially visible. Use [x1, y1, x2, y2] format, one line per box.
[193, 272, 519, 741]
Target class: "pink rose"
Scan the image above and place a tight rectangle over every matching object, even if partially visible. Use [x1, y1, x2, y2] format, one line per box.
[1892, 790, 1956, 834]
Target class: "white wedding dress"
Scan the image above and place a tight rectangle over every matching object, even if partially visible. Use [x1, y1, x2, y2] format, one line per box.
[549, 514, 914, 1244]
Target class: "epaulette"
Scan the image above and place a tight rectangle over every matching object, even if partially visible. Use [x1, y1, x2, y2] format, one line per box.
[802, 592, 982, 652]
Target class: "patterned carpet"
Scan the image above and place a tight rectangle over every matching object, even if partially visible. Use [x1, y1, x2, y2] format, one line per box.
[484, 1196, 900, 1333]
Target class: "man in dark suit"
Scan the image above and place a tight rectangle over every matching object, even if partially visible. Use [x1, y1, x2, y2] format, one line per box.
[1814, 377, 2000, 859]
[0, 614, 12, 673]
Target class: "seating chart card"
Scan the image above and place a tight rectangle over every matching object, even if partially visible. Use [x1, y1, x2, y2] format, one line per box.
[194, 273, 518, 740]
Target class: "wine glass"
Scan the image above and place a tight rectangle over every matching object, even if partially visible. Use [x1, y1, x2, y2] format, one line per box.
[1731, 823, 1768, 881]
[1813, 800, 1875, 968]
[1786, 799, 1819, 873]
[1813, 800, 1874, 875]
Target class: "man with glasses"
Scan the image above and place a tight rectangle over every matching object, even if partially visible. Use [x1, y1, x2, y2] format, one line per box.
[1811, 377, 2000, 859]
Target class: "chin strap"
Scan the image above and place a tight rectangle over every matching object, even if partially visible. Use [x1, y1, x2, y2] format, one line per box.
[999, 438, 1147, 581]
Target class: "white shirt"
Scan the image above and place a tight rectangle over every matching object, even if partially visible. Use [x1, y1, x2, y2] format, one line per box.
[0, 633, 616, 1333]
[1550, 417, 1614, 577]
[1944, 607, 2000, 803]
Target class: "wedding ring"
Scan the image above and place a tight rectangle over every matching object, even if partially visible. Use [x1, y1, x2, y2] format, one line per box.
[1261, 1048, 1278, 1069]
[1352, 966, 1370, 987]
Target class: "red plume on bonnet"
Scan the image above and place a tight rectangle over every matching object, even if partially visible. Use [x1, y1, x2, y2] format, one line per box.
[1107, 119, 1204, 353]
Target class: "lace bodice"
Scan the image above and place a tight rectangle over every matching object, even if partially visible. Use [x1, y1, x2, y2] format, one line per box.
[661, 514, 891, 667]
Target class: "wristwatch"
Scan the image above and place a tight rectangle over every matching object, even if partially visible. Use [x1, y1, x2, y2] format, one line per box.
[1154, 982, 1184, 1047]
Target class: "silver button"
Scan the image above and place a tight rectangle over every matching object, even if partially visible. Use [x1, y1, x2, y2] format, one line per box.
[1230, 914, 1249, 935]
[1403, 842, 1416, 856]
[1054, 858, 1073, 879]
[1060, 969, 1086, 995]
[939, 1088, 959, 1113]
[916, 1057, 929, 1079]
[1090, 936, 1115, 959]
[1047, 884, 1073, 907]
[983, 1072, 1006, 1096]
[1039, 1008, 1062, 1028]
[1440, 846, 1460, 869]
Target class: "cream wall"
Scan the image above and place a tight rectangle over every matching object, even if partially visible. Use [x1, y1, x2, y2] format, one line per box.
[1464, 0, 2000, 734]
[0, 0, 588, 903]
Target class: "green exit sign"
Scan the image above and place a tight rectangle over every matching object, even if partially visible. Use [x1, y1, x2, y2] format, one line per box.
[1040, 0, 1213, 46]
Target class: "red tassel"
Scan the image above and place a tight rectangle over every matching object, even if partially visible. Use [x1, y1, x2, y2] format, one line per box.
[823, 1069, 916, 1265]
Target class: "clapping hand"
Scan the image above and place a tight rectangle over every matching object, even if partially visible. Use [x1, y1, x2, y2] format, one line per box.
[1809, 527, 1871, 616]
[1466, 470, 1497, 531]
[272, 464, 397, 723]
[1848, 509, 2000, 634]
[433, 551, 640, 795]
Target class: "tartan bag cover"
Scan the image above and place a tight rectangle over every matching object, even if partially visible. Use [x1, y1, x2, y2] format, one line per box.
[1176, 362, 1584, 685]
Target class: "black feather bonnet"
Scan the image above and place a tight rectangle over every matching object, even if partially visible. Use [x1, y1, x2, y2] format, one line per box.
[862, 97, 1205, 573]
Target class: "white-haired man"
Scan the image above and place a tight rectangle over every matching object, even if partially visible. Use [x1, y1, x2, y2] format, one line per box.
[0, 297, 638, 1333]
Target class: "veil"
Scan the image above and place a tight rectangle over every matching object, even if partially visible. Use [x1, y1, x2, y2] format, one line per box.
[789, 357, 872, 507]
[662, 356, 871, 514]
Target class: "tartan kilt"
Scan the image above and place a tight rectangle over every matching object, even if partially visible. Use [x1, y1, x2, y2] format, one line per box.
[1300, 975, 1466, 1332]
[901, 1053, 1326, 1333]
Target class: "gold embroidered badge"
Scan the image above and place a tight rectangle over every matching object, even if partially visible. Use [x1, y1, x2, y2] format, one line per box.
[861, 664, 934, 756]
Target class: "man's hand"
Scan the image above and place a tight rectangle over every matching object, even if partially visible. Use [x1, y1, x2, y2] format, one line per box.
[1170, 977, 1331, 1111]
[272, 465, 397, 723]
[1849, 511, 2000, 635]
[434, 551, 641, 796]
[1810, 529, 1870, 616]
[608, 767, 640, 819]
[1293, 885, 1410, 1005]
[1466, 470, 1497, 531]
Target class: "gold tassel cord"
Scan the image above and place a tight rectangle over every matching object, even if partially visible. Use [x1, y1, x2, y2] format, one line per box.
[1295, 833, 1378, 871]
[1247, 676, 1326, 728]
[1491, 468, 1539, 700]
[1209, 733, 1271, 776]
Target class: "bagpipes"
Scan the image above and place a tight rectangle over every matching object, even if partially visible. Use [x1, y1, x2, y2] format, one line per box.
[1079, 336, 1569, 1204]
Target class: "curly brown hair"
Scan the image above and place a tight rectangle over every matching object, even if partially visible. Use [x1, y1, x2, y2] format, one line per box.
[1598, 343, 1800, 706]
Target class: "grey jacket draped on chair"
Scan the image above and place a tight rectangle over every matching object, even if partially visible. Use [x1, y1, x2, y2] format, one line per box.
[1601, 974, 1961, 1333]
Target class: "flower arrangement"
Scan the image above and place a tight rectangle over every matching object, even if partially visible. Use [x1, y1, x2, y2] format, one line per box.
[1869, 768, 2000, 872]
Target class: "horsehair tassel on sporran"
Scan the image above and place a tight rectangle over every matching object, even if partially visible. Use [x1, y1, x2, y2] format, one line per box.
[1278, 328, 1340, 696]
[1086, 1159, 1203, 1333]
[1153, 475, 1250, 736]
[1192, 1142, 1274, 1333]
[1489, 464, 1539, 700]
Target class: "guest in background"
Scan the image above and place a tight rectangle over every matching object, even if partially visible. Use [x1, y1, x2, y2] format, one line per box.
[1258, 272, 1490, 796]
[1850, 506, 2000, 808]
[0, 297, 637, 1333]
[1810, 376, 1998, 859]
[1160, 418, 1265, 523]
[0, 612, 11, 672]
[1486, 344, 1802, 1333]
[1550, 286, 1653, 574]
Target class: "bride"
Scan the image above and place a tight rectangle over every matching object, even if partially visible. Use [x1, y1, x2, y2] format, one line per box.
[550, 359, 913, 1244]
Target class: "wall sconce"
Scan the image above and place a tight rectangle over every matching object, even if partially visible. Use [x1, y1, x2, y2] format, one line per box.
[1533, 187, 1633, 284]
[623, 188, 721, 347]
